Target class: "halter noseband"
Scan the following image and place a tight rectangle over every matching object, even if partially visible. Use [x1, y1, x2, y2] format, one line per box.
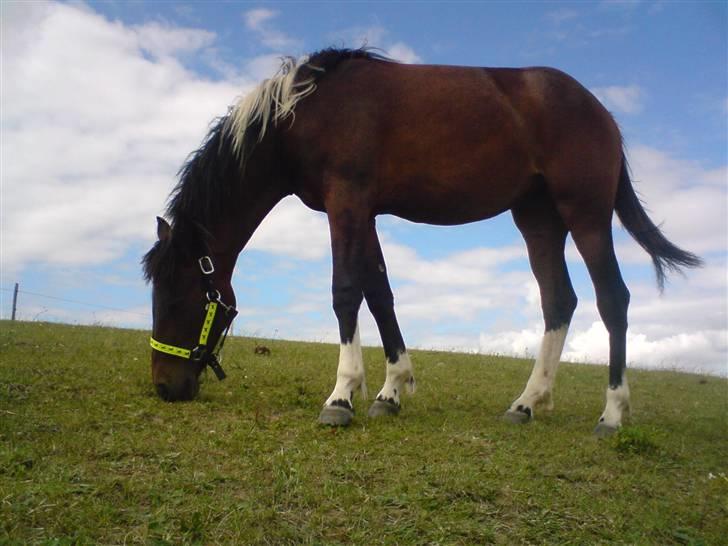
[149, 255, 238, 381]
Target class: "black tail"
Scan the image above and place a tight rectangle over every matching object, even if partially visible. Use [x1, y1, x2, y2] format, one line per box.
[615, 156, 703, 291]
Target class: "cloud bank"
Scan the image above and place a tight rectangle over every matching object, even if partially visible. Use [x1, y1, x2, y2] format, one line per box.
[2, 2, 724, 378]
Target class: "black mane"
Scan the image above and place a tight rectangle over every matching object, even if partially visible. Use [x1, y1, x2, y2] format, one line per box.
[300, 46, 392, 79]
[169, 48, 388, 226]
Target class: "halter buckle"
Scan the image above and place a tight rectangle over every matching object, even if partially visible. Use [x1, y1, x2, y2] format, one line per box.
[199, 256, 215, 275]
[190, 345, 206, 362]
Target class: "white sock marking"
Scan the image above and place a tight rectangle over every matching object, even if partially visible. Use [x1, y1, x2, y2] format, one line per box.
[324, 324, 367, 407]
[510, 324, 569, 414]
[600, 375, 631, 428]
[375, 351, 416, 406]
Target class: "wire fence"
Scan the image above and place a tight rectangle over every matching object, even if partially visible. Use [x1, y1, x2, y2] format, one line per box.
[0, 284, 150, 329]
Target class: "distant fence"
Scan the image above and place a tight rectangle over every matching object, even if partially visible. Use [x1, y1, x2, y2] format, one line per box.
[0, 283, 149, 328]
[11, 283, 18, 320]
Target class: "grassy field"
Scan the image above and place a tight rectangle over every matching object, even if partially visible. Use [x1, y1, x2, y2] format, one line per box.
[1, 320, 726, 545]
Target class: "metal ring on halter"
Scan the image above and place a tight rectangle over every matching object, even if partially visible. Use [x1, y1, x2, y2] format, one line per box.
[206, 289, 221, 302]
[199, 256, 215, 275]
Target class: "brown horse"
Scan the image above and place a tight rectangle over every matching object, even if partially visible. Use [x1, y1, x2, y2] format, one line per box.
[143, 48, 700, 435]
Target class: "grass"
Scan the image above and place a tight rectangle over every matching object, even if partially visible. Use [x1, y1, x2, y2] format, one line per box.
[1, 320, 726, 545]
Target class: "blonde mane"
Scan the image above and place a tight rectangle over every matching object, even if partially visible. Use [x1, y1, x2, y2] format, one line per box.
[224, 56, 320, 161]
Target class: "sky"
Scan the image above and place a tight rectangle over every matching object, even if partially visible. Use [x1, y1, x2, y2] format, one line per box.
[1, 0, 726, 377]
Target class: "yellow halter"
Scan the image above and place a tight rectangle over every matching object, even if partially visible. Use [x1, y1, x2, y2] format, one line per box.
[149, 256, 236, 380]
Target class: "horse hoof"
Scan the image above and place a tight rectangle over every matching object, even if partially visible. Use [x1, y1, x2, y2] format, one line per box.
[368, 399, 400, 418]
[594, 422, 618, 437]
[503, 409, 531, 425]
[318, 405, 353, 426]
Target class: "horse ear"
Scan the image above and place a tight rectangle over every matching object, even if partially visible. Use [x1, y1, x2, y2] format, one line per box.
[156, 217, 171, 241]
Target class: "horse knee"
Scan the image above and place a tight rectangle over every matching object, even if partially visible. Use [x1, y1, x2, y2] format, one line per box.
[333, 284, 363, 315]
[332, 284, 363, 343]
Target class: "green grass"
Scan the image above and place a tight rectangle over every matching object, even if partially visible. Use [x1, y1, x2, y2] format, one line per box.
[1, 320, 726, 545]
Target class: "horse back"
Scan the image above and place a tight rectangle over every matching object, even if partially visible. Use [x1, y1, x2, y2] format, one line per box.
[284, 58, 621, 224]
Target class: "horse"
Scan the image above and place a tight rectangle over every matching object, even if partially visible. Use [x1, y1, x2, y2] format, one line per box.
[142, 48, 701, 436]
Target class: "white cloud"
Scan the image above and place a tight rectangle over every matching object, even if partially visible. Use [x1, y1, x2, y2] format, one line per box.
[382, 238, 527, 288]
[592, 84, 644, 114]
[11, 299, 149, 329]
[246, 197, 330, 260]
[243, 53, 290, 81]
[563, 321, 727, 376]
[621, 145, 727, 255]
[581, 263, 725, 372]
[0, 2, 315, 277]
[244, 8, 277, 30]
[479, 328, 543, 358]
[386, 42, 423, 64]
[562, 145, 727, 267]
[134, 21, 216, 59]
[243, 7, 300, 50]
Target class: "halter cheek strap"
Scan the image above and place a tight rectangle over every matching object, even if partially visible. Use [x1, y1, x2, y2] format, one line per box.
[149, 256, 237, 381]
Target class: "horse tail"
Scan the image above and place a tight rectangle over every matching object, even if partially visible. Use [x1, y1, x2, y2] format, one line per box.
[614, 155, 703, 291]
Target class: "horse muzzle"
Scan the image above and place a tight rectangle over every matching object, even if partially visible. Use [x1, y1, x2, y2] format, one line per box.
[154, 376, 200, 402]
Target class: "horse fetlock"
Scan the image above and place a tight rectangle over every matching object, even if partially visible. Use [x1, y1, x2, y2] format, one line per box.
[344, 374, 368, 400]
[405, 373, 417, 394]
[383, 352, 415, 398]
[378, 371, 414, 406]
[532, 389, 554, 411]
[324, 374, 364, 408]
[509, 387, 550, 415]
[598, 382, 631, 430]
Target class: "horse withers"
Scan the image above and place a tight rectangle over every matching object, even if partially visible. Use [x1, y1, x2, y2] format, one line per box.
[142, 48, 700, 435]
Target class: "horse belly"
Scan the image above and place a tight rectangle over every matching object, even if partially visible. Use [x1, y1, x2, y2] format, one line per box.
[377, 141, 534, 225]
[380, 177, 528, 225]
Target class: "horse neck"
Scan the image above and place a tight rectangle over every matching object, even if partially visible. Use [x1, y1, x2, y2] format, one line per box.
[203, 169, 289, 273]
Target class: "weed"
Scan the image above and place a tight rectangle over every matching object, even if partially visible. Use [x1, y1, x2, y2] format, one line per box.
[613, 426, 659, 455]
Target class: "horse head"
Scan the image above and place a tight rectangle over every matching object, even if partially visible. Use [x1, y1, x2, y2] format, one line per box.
[143, 217, 237, 401]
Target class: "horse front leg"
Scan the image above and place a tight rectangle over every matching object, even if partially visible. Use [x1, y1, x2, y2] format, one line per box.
[361, 220, 415, 418]
[318, 209, 368, 426]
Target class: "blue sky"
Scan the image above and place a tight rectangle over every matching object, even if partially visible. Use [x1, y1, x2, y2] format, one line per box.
[2, 1, 726, 376]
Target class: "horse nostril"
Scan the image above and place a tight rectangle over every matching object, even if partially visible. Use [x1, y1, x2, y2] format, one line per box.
[156, 383, 171, 401]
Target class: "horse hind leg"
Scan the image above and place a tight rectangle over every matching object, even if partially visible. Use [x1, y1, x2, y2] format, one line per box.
[505, 190, 577, 424]
[555, 183, 631, 436]
[572, 225, 631, 436]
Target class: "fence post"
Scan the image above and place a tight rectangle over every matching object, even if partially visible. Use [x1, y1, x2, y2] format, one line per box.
[11, 283, 19, 321]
